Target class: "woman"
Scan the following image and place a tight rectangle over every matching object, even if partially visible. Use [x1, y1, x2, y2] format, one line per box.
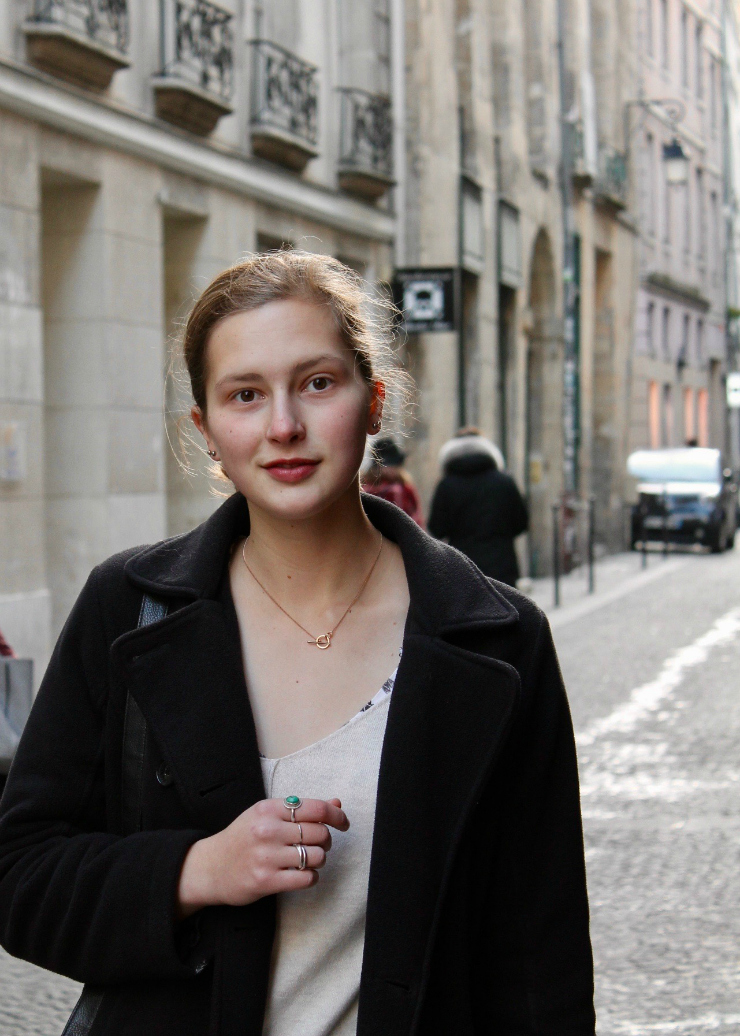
[429, 429, 529, 587]
[361, 437, 425, 527]
[0, 253, 594, 1036]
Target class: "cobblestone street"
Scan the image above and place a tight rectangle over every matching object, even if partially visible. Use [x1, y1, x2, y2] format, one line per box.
[1, 547, 739, 1035]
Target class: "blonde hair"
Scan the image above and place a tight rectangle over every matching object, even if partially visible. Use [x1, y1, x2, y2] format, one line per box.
[183, 250, 412, 420]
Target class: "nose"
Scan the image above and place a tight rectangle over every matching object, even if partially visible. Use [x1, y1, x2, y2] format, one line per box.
[266, 391, 306, 444]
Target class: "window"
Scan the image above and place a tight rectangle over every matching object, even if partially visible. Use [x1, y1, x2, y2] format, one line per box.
[662, 305, 671, 360]
[664, 157, 672, 243]
[649, 380, 660, 447]
[696, 22, 703, 98]
[684, 172, 691, 254]
[696, 317, 704, 363]
[646, 301, 655, 354]
[681, 7, 689, 87]
[662, 383, 674, 445]
[683, 386, 695, 441]
[680, 312, 690, 367]
[710, 58, 719, 131]
[697, 387, 709, 445]
[646, 0, 654, 56]
[660, 0, 669, 69]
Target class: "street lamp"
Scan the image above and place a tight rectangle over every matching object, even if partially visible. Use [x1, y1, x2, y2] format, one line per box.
[662, 138, 690, 186]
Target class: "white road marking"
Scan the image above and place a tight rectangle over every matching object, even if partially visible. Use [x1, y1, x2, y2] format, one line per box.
[608, 1013, 740, 1034]
[576, 606, 740, 748]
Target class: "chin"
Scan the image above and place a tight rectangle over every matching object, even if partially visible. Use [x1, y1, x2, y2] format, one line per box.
[236, 470, 361, 523]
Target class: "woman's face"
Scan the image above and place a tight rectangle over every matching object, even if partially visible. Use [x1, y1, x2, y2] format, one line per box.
[193, 298, 381, 522]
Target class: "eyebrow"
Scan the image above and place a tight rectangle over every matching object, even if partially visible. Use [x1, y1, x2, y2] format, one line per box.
[214, 354, 346, 389]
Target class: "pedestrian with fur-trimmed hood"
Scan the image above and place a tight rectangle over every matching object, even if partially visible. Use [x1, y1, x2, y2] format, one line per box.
[429, 428, 528, 587]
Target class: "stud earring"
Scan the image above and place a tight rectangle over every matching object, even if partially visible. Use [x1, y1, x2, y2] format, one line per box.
[207, 449, 217, 458]
[372, 420, 381, 431]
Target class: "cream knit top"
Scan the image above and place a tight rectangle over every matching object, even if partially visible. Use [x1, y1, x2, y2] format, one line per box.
[259, 676, 395, 1036]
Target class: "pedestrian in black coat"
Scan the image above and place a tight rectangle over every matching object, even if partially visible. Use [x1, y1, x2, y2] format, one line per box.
[429, 430, 529, 587]
[0, 254, 593, 1036]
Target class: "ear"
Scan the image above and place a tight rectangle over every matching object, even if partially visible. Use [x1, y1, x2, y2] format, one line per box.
[367, 381, 386, 436]
[191, 407, 216, 456]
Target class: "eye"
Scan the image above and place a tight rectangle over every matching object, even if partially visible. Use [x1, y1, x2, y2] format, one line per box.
[307, 376, 332, 392]
[235, 389, 258, 404]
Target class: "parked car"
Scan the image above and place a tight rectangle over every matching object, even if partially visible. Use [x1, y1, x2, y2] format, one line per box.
[628, 447, 737, 553]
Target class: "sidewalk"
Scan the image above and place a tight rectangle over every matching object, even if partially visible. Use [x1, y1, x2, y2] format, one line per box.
[521, 548, 691, 628]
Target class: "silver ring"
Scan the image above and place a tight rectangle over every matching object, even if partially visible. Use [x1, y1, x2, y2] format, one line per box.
[294, 843, 308, 871]
[284, 796, 302, 823]
[296, 823, 304, 844]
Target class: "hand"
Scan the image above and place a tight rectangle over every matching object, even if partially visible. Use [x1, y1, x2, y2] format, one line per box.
[176, 797, 349, 918]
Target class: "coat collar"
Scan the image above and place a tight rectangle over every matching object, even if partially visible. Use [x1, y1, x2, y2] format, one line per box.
[124, 491, 518, 636]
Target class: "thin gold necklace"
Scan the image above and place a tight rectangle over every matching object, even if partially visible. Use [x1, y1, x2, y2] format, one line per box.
[240, 535, 384, 650]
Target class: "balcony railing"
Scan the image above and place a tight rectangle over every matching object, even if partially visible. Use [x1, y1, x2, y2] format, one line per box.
[594, 144, 628, 208]
[25, 0, 130, 89]
[153, 0, 234, 136]
[250, 40, 318, 172]
[337, 88, 394, 201]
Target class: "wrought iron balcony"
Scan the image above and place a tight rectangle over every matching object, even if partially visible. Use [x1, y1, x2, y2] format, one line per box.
[594, 144, 628, 208]
[153, 0, 234, 136]
[250, 40, 318, 172]
[24, 0, 130, 90]
[337, 89, 394, 201]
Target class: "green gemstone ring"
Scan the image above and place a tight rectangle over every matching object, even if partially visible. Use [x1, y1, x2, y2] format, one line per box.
[284, 796, 302, 822]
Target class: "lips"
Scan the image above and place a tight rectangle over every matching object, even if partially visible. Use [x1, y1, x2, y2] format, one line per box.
[262, 458, 320, 483]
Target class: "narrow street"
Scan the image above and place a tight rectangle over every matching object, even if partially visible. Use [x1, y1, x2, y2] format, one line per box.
[1, 547, 739, 1035]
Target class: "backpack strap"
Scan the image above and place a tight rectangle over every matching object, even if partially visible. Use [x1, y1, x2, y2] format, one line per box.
[121, 595, 168, 834]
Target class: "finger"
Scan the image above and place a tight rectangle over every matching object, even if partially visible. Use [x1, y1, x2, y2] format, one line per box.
[272, 867, 319, 894]
[272, 798, 349, 831]
[280, 844, 327, 871]
[280, 821, 333, 850]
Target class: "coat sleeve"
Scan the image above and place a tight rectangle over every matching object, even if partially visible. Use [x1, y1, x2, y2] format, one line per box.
[476, 611, 595, 1032]
[0, 567, 207, 985]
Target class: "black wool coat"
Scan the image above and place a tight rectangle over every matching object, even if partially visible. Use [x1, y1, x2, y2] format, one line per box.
[0, 493, 595, 1036]
[428, 453, 529, 587]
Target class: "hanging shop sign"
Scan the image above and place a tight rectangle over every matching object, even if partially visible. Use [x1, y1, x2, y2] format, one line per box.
[727, 371, 740, 408]
[392, 267, 459, 333]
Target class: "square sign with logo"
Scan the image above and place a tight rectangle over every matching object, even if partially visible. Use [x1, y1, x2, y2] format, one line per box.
[727, 371, 740, 408]
[392, 268, 459, 333]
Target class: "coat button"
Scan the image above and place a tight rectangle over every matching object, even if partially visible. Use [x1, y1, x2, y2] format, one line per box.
[156, 763, 174, 786]
[194, 959, 208, 974]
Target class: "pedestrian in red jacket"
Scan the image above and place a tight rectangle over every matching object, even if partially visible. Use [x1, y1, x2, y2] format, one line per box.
[362, 437, 425, 528]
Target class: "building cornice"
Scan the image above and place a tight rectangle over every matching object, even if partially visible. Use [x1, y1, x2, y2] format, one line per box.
[643, 272, 711, 311]
[0, 58, 396, 243]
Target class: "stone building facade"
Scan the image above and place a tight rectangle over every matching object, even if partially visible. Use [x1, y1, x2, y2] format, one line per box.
[402, 0, 642, 572]
[0, 0, 403, 680]
[631, 0, 728, 459]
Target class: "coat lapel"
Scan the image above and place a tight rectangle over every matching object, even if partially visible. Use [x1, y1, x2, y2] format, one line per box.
[357, 631, 519, 1036]
[111, 599, 264, 834]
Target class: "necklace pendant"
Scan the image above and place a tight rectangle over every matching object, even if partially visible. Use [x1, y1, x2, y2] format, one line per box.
[311, 633, 332, 650]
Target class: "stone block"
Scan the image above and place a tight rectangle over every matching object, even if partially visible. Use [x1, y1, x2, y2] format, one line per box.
[39, 130, 101, 188]
[45, 496, 109, 633]
[0, 589, 51, 694]
[107, 409, 163, 495]
[103, 323, 164, 409]
[0, 304, 43, 404]
[0, 498, 45, 595]
[42, 319, 106, 408]
[107, 493, 166, 556]
[103, 235, 163, 326]
[100, 156, 162, 244]
[0, 206, 40, 307]
[0, 115, 39, 211]
[42, 225, 105, 322]
[44, 406, 108, 498]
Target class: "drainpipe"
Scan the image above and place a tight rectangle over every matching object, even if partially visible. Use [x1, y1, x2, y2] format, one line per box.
[556, 0, 579, 496]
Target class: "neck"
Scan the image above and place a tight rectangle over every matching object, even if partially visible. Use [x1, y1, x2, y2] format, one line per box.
[242, 482, 381, 606]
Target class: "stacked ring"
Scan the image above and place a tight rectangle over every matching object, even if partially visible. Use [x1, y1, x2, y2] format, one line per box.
[296, 823, 304, 843]
[294, 843, 308, 871]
